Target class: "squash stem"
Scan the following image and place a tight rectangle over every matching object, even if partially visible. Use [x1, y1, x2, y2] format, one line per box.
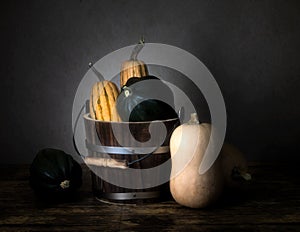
[130, 36, 145, 60]
[241, 172, 252, 181]
[232, 167, 252, 181]
[60, 180, 70, 189]
[188, 113, 200, 125]
[123, 87, 132, 97]
[89, 62, 105, 81]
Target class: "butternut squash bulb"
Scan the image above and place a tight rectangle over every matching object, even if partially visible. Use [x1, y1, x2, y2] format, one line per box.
[120, 38, 148, 87]
[220, 143, 251, 189]
[169, 113, 224, 208]
[89, 80, 121, 122]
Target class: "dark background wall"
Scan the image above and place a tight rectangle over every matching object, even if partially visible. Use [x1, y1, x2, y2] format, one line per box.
[1, 0, 300, 163]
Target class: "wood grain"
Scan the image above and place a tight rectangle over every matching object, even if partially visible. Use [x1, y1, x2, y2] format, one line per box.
[0, 163, 299, 231]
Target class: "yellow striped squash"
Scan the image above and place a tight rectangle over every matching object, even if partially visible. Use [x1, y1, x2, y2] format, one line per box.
[120, 60, 148, 87]
[120, 38, 149, 87]
[89, 81, 121, 122]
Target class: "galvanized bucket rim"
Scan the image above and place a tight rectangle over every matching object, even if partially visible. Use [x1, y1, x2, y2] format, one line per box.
[83, 113, 179, 124]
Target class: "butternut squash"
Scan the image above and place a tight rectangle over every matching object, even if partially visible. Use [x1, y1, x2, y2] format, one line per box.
[169, 113, 224, 208]
[220, 143, 251, 189]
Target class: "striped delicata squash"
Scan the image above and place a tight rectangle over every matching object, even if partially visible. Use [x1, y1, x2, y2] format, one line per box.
[89, 81, 121, 122]
[120, 37, 148, 87]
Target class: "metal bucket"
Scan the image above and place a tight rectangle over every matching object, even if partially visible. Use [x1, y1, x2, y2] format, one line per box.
[83, 113, 179, 203]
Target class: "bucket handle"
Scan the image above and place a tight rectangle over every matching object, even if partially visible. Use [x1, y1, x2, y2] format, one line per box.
[127, 153, 153, 167]
[85, 141, 169, 168]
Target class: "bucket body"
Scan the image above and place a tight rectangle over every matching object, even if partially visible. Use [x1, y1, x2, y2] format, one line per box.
[83, 114, 180, 203]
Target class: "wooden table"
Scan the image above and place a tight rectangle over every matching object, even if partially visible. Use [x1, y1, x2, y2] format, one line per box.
[0, 163, 299, 231]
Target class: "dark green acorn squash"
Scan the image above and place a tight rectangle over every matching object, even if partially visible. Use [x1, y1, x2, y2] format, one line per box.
[29, 148, 82, 196]
[116, 76, 178, 122]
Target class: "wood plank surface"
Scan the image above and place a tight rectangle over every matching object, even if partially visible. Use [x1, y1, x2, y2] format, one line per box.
[0, 163, 299, 231]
